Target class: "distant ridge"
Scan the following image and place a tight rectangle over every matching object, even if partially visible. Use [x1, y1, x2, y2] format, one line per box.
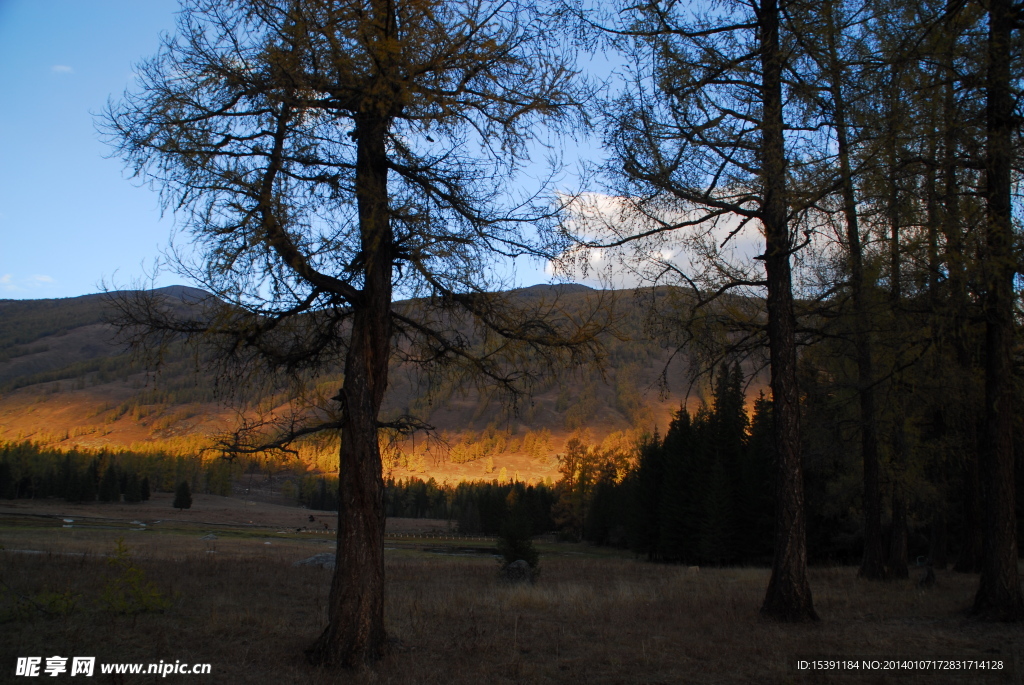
[0, 284, 212, 305]
[512, 283, 595, 296]
[148, 285, 213, 302]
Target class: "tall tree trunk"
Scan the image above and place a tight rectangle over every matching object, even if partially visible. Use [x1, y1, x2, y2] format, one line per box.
[886, 67, 902, 306]
[822, 1, 884, 580]
[926, 141, 940, 308]
[888, 486, 909, 579]
[887, 397, 909, 579]
[956, 454, 985, 572]
[759, 0, 817, 622]
[308, 112, 394, 664]
[938, 72, 983, 575]
[974, 0, 1024, 620]
[881, 58, 912, 582]
[922, 137, 948, 572]
[929, 513, 948, 569]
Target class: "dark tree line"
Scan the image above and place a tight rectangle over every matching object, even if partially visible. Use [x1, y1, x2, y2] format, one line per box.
[567, 362, 1024, 572]
[298, 474, 556, 535]
[0, 441, 235, 501]
[0, 442, 152, 504]
[572, 365, 774, 565]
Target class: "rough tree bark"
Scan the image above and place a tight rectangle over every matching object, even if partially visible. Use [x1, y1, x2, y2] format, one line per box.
[759, 0, 817, 622]
[888, 485, 909, 579]
[974, 0, 1024, 620]
[308, 112, 395, 664]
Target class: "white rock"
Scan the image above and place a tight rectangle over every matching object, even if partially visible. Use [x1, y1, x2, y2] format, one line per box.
[293, 553, 336, 569]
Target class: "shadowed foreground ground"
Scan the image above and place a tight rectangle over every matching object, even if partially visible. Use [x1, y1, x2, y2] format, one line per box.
[1, 524, 1021, 684]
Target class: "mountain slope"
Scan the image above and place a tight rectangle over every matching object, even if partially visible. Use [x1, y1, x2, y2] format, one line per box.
[0, 286, 734, 481]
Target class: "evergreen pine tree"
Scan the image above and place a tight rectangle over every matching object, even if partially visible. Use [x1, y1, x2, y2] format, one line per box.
[699, 363, 748, 564]
[0, 461, 14, 499]
[16, 475, 33, 499]
[699, 457, 735, 564]
[140, 477, 151, 501]
[173, 481, 192, 511]
[99, 465, 121, 503]
[737, 392, 776, 563]
[64, 467, 82, 503]
[627, 432, 665, 559]
[80, 461, 99, 502]
[124, 472, 143, 503]
[583, 460, 618, 545]
[457, 498, 482, 535]
[659, 406, 695, 561]
[41, 469, 59, 499]
[58, 456, 76, 501]
[497, 486, 539, 571]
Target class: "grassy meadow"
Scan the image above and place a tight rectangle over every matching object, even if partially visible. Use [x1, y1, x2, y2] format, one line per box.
[1, 505, 1022, 684]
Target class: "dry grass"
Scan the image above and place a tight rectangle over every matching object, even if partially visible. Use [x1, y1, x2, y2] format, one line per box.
[1, 524, 1021, 684]
[0, 494, 463, 534]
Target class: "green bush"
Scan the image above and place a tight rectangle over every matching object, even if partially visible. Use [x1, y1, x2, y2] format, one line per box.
[497, 487, 539, 571]
[101, 538, 170, 614]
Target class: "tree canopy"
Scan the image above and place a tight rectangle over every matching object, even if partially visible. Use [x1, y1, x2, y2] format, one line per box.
[104, 0, 605, 665]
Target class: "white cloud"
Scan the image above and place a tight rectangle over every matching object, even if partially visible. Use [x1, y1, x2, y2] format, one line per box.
[552, 192, 766, 290]
[0, 274, 57, 293]
[51, 65, 74, 74]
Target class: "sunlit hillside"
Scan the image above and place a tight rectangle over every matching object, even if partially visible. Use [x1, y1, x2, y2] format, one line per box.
[0, 286, 753, 482]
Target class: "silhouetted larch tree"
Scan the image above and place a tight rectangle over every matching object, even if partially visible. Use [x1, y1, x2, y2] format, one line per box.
[574, 0, 817, 620]
[103, 0, 601, 666]
[974, 0, 1023, 620]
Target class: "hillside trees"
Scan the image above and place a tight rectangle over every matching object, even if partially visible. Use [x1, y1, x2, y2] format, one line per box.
[0, 442, 174, 502]
[103, 0, 602, 665]
[556, 363, 776, 564]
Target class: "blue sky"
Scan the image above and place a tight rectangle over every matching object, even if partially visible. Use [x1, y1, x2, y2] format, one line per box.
[0, 1, 617, 301]
[0, 0, 185, 299]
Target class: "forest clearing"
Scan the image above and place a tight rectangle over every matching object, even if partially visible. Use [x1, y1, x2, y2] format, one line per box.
[1, 502, 1020, 684]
